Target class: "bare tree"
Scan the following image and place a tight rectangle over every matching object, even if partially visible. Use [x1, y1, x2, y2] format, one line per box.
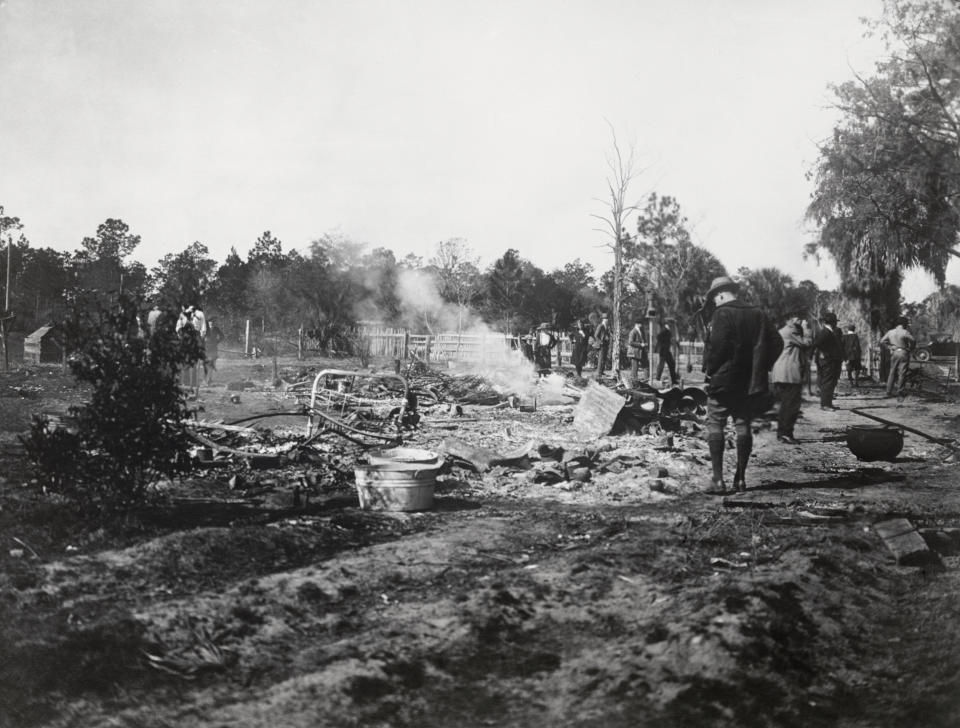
[591, 123, 645, 376]
[0, 207, 25, 372]
[429, 238, 481, 334]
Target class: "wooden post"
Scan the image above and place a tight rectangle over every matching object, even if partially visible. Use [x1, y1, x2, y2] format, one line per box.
[648, 318, 656, 386]
[2, 229, 11, 373]
[403, 331, 409, 360]
[298, 325, 303, 360]
[244, 319, 251, 356]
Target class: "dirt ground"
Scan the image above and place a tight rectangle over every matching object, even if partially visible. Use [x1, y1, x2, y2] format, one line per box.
[2, 353, 960, 727]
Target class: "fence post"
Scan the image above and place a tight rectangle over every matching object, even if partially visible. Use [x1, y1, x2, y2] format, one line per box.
[244, 320, 251, 356]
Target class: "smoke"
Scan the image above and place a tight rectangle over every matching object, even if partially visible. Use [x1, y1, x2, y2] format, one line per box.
[391, 268, 543, 397]
[395, 268, 446, 331]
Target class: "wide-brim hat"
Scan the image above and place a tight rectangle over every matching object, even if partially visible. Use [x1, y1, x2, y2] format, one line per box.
[537, 322, 552, 330]
[706, 276, 739, 300]
[821, 311, 838, 325]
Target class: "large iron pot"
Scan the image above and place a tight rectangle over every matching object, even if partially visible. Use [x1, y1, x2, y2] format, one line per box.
[845, 425, 904, 462]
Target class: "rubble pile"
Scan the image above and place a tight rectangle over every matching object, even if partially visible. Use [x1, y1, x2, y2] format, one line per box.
[173, 360, 715, 515]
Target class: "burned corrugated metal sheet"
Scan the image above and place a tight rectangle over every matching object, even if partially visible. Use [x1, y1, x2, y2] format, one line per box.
[573, 381, 626, 439]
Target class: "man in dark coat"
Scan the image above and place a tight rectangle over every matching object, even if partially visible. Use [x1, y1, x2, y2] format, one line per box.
[655, 323, 679, 385]
[570, 319, 590, 377]
[814, 311, 845, 410]
[843, 324, 862, 387]
[594, 314, 611, 380]
[702, 276, 783, 494]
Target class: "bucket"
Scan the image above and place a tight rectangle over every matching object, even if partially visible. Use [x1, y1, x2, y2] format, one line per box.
[846, 425, 904, 462]
[354, 463, 438, 511]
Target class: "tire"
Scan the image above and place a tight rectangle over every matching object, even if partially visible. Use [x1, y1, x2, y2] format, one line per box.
[914, 347, 931, 363]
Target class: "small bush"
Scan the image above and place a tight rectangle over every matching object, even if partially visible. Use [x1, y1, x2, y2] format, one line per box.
[21, 291, 204, 516]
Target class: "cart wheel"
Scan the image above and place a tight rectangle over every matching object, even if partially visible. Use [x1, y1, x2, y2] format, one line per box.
[915, 348, 931, 363]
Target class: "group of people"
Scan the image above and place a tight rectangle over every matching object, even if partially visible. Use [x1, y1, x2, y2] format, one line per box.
[699, 275, 917, 495]
[145, 302, 224, 387]
[558, 315, 680, 385]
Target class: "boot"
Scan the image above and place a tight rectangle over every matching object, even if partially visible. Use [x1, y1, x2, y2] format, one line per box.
[733, 435, 752, 492]
[708, 439, 726, 494]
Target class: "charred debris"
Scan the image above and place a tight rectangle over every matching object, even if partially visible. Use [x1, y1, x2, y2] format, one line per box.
[175, 363, 710, 505]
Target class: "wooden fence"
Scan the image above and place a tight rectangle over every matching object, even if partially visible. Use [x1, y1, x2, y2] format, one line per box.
[356, 326, 707, 369]
[358, 328, 519, 364]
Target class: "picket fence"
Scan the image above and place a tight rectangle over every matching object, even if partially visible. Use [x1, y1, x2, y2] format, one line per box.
[355, 325, 706, 369]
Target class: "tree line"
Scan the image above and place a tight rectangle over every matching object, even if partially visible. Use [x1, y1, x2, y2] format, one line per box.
[0, 194, 843, 351]
[2, 197, 959, 357]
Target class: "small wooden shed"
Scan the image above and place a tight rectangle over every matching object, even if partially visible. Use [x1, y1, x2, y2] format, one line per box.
[24, 325, 65, 364]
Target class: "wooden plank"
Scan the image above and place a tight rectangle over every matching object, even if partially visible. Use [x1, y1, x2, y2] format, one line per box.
[874, 518, 943, 567]
[572, 381, 626, 439]
[874, 518, 916, 541]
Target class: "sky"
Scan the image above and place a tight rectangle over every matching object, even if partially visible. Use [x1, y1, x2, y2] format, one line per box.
[1, 0, 955, 301]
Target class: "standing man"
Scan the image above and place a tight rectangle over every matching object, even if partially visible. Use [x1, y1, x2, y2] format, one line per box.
[146, 301, 163, 336]
[204, 318, 224, 385]
[879, 316, 915, 399]
[814, 312, 844, 410]
[655, 323, 679, 386]
[533, 323, 557, 376]
[770, 310, 813, 444]
[702, 276, 782, 494]
[594, 314, 611, 380]
[176, 305, 207, 390]
[570, 319, 590, 377]
[843, 324, 862, 387]
[626, 317, 646, 385]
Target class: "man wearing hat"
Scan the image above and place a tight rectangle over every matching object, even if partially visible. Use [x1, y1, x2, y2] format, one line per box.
[702, 276, 782, 494]
[570, 319, 590, 377]
[594, 314, 611, 380]
[843, 324, 862, 387]
[626, 316, 647, 385]
[879, 316, 915, 399]
[770, 309, 813, 444]
[533, 322, 557, 375]
[813, 312, 844, 410]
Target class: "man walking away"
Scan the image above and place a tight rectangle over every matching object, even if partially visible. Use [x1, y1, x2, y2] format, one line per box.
[814, 312, 844, 410]
[655, 323, 679, 385]
[702, 276, 783, 494]
[594, 314, 611, 380]
[771, 311, 812, 444]
[879, 316, 915, 399]
[843, 324, 862, 387]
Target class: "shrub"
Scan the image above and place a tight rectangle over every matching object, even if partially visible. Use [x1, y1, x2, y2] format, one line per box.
[21, 292, 204, 515]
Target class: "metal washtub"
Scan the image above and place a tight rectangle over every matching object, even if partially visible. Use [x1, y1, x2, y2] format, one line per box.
[354, 448, 442, 512]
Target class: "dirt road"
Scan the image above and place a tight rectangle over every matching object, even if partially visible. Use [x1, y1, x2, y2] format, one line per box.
[1, 358, 959, 727]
